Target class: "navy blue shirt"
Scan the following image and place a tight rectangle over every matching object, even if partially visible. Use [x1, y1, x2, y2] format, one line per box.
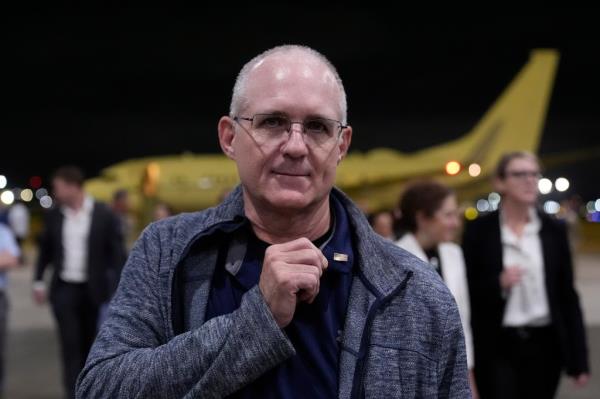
[205, 195, 355, 398]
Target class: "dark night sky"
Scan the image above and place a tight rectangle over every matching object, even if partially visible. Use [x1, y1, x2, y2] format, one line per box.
[2, 9, 599, 201]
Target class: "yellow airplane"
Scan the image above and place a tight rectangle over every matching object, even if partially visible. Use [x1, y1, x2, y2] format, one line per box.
[85, 49, 559, 218]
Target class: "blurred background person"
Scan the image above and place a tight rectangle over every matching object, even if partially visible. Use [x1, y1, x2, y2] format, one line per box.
[7, 200, 30, 264]
[32, 166, 125, 399]
[368, 209, 396, 240]
[0, 221, 19, 397]
[152, 201, 173, 221]
[395, 180, 478, 398]
[558, 194, 583, 252]
[462, 151, 589, 399]
[110, 189, 133, 244]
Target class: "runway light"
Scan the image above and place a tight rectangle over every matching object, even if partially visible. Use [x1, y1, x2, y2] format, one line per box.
[476, 199, 490, 212]
[0, 175, 6, 189]
[36, 188, 48, 200]
[488, 192, 501, 203]
[555, 177, 570, 192]
[198, 177, 214, 189]
[21, 189, 33, 202]
[543, 200, 560, 215]
[40, 195, 53, 209]
[1, 191, 15, 205]
[445, 161, 461, 176]
[538, 178, 553, 195]
[488, 192, 501, 210]
[468, 163, 481, 177]
[465, 207, 478, 220]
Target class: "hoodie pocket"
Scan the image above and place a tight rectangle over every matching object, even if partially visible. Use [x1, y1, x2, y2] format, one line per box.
[363, 345, 438, 398]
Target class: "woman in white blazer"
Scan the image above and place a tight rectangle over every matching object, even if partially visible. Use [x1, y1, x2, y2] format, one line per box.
[395, 180, 478, 398]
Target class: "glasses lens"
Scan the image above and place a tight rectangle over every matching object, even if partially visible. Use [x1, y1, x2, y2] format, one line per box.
[247, 114, 341, 148]
[304, 119, 338, 146]
[250, 114, 288, 143]
[508, 171, 541, 179]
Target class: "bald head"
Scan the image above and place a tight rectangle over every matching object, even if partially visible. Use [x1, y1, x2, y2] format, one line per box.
[230, 45, 348, 124]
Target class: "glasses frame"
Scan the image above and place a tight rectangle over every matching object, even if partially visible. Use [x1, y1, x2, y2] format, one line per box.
[505, 170, 542, 180]
[233, 113, 348, 147]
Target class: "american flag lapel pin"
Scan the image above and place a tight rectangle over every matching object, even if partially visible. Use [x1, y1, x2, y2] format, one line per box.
[333, 252, 348, 262]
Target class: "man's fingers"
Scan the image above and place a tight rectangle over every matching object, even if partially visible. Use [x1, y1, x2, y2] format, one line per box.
[281, 263, 324, 278]
[293, 273, 320, 303]
[280, 249, 328, 271]
[269, 238, 328, 267]
[269, 237, 318, 252]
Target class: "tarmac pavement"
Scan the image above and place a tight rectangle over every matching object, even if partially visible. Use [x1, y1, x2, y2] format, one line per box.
[4, 251, 599, 398]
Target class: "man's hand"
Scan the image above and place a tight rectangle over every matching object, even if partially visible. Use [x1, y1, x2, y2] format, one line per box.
[571, 373, 590, 388]
[32, 282, 47, 305]
[259, 238, 328, 328]
[500, 265, 523, 290]
[0, 250, 18, 270]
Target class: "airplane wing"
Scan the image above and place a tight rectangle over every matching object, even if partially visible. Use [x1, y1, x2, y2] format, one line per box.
[86, 50, 560, 216]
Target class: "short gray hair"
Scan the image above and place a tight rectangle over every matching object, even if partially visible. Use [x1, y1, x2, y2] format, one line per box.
[229, 45, 348, 124]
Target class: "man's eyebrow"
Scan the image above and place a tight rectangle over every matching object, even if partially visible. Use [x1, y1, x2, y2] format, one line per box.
[304, 113, 335, 120]
[255, 110, 336, 120]
[254, 110, 287, 116]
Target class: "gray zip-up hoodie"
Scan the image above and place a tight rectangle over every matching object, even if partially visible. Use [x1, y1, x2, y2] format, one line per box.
[76, 187, 470, 398]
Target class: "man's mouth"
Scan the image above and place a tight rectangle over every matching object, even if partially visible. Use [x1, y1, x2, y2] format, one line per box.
[272, 170, 310, 177]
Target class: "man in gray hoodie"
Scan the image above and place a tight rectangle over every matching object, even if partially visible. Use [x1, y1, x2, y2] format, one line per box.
[76, 45, 470, 398]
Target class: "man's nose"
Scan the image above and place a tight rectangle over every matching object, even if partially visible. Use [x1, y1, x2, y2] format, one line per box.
[281, 125, 309, 157]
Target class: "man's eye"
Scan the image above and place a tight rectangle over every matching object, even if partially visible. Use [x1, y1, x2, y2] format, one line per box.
[305, 120, 329, 134]
[260, 117, 286, 128]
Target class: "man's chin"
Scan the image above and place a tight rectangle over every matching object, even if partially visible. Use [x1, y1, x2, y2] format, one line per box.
[264, 190, 314, 210]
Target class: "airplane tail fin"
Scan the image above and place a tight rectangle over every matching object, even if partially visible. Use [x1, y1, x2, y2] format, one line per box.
[337, 50, 560, 210]
[420, 49, 560, 175]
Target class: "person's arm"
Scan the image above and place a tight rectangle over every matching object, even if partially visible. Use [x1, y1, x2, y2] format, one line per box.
[0, 227, 20, 270]
[462, 221, 503, 311]
[105, 208, 127, 288]
[437, 300, 471, 398]
[34, 214, 53, 282]
[555, 222, 590, 380]
[0, 250, 18, 270]
[76, 225, 295, 399]
[32, 214, 53, 304]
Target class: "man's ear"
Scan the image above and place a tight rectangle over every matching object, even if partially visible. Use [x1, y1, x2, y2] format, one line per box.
[218, 116, 236, 160]
[337, 125, 352, 163]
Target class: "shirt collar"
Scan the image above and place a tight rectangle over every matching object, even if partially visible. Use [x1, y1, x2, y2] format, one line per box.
[320, 194, 354, 274]
[226, 193, 355, 288]
[500, 206, 541, 243]
[62, 195, 94, 217]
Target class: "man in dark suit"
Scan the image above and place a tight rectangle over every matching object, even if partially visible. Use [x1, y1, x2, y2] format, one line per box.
[463, 151, 589, 399]
[33, 166, 125, 399]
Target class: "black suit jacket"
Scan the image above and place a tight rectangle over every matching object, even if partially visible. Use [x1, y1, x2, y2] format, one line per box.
[35, 200, 126, 306]
[462, 210, 589, 376]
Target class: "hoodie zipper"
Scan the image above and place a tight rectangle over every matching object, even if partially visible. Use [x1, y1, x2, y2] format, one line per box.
[349, 270, 413, 399]
[170, 217, 247, 335]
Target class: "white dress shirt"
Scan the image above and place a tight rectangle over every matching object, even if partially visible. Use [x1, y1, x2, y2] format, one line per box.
[60, 196, 94, 283]
[501, 208, 551, 327]
[8, 202, 30, 238]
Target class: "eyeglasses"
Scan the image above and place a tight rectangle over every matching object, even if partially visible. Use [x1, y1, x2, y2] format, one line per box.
[505, 170, 542, 180]
[233, 113, 347, 148]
